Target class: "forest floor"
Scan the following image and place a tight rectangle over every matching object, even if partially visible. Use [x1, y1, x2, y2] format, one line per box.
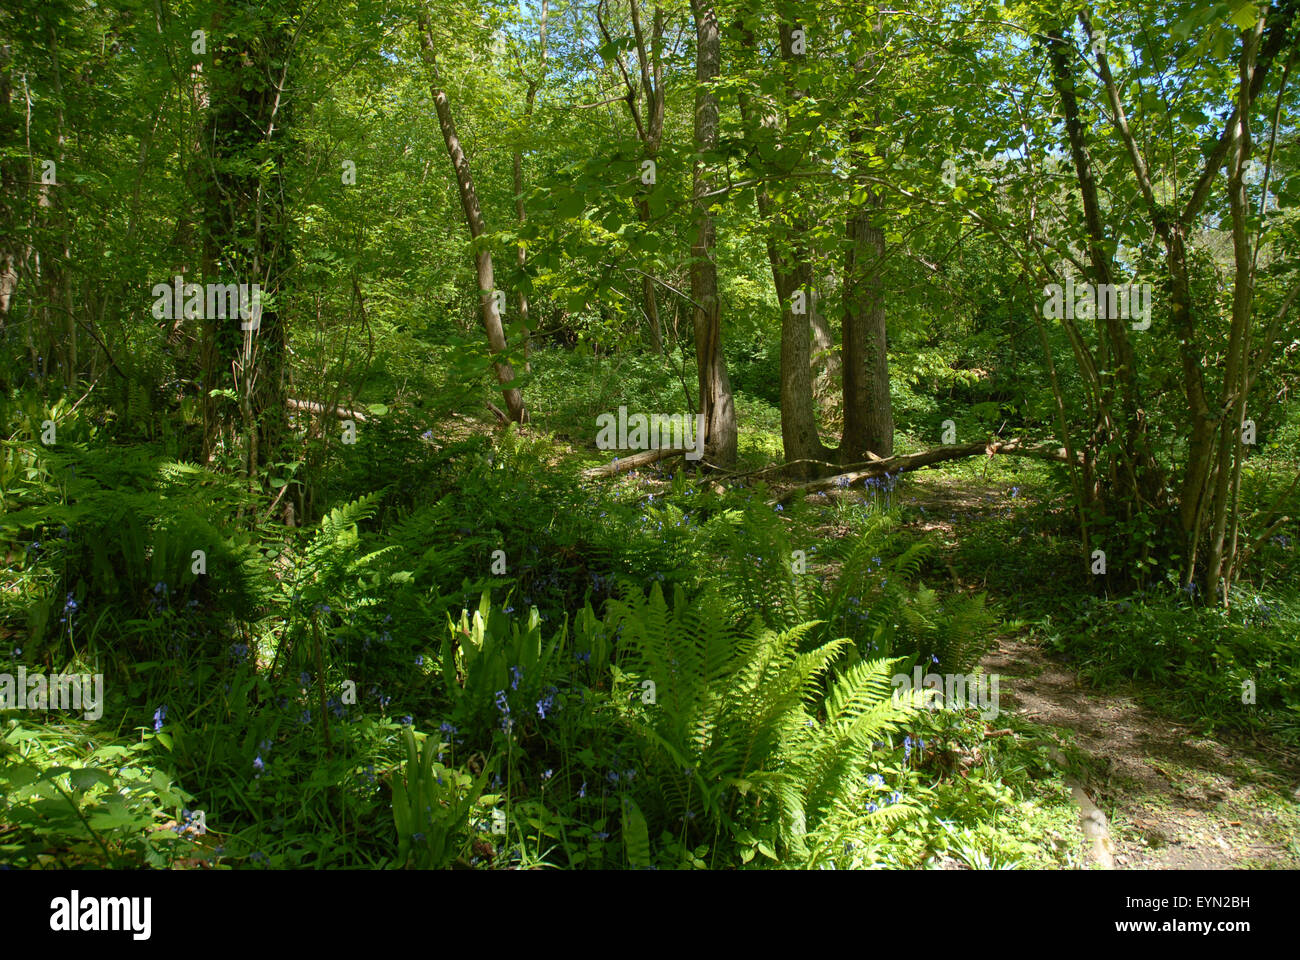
[902, 471, 1300, 870]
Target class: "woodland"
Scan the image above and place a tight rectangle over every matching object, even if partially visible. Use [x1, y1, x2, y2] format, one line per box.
[0, 0, 1298, 871]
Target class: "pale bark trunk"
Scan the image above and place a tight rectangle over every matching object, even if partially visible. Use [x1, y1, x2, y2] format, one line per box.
[687, 0, 735, 465]
[418, 6, 526, 423]
[510, 0, 546, 373]
[1205, 17, 1262, 599]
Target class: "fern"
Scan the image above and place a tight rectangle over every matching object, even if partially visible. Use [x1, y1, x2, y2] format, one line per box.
[607, 583, 917, 863]
[897, 584, 998, 674]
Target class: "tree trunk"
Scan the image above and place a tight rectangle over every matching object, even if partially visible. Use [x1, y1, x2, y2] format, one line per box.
[201, 0, 296, 476]
[841, 180, 893, 461]
[510, 0, 546, 373]
[687, 0, 735, 465]
[737, 22, 832, 477]
[840, 24, 893, 463]
[418, 4, 526, 424]
[1204, 15, 1262, 600]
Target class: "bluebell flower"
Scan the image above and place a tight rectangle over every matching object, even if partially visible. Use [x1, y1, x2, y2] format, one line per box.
[414, 654, 424, 667]
[253, 754, 265, 774]
[578, 781, 586, 798]
[509, 665, 522, 691]
[495, 690, 513, 733]
[153, 705, 167, 732]
[536, 686, 557, 720]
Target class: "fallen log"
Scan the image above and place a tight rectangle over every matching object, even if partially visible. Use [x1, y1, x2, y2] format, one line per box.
[581, 447, 692, 479]
[774, 439, 1078, 504]
[286, 397, 368, 423]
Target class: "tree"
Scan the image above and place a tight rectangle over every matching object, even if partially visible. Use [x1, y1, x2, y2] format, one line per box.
[688, 0, 736, 465]
[417, 0, 526, 424]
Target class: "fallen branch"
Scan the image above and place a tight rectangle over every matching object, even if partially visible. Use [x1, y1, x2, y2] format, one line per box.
[581, 447, 692, 478]
[773, 439, 1078, 504]
[286, 397, 368, 422]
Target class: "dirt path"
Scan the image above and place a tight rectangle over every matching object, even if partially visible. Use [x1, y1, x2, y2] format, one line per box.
[903, 473, 1300, 870]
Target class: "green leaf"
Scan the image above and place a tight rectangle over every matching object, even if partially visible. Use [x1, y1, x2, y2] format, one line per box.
[69, 768, 114, 792]
[621, 797, 652, 868]
[1229, 3, 1259, 30]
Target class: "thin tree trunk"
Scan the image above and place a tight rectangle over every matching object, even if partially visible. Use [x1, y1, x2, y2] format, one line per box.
[418, 5, 526, 424]
[1205, 15, 1262, 600]
[511, 0, 546, 373]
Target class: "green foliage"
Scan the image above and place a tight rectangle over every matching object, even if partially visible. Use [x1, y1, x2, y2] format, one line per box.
[390, 726, 487, 869]
[0, 720, 201, 868]
[608, 582, 917, 864]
